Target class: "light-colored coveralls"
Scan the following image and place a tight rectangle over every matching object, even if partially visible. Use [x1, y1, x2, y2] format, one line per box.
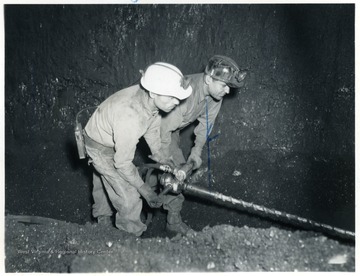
[84, 85, 163, 236]
[160, 73, 223, 212]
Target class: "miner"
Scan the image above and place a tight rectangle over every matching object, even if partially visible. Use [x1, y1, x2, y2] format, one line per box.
[157, 55, 247, 235]
[83, 62, 192, 237]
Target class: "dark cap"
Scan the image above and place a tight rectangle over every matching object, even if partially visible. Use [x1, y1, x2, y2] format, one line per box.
[205, 55, 247, 88]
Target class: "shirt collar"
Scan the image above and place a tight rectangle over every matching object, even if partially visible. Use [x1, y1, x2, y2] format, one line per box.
[137, 87, 159, 116]
[190, 73, 209, 104]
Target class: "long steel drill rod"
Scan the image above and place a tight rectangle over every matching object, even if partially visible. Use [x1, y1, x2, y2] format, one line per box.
[183, 183, 355, 241]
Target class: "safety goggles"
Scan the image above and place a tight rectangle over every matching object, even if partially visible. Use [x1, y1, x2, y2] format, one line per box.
[207, 57, 247, 88]
[211, 66, 247, 86]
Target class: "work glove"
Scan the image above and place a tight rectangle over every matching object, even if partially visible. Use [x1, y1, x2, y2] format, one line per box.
[187, 152, 202, 170]
[137, 183, 163, 208]
[175, 162, 195, 182]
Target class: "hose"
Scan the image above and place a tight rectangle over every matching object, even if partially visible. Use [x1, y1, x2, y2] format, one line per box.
[142, 163, 163, 170]
[142, 163, 174, 173]
[75, 106, 98, 125]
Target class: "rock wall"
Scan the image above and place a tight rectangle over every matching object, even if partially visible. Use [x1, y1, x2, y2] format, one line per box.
[5, 4, 354, 157]
[4, 4, 355, 225]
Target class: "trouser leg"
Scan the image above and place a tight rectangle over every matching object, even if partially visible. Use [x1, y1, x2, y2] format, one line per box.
[163, 193, 190, 235]
[163, 193, 185, 213]
[91, 171, 113, 218]
[163, 130, 191, 234]
[163, 130, 186, 214]
[86, 146, 146, 236]
[100, 174, 146, 236]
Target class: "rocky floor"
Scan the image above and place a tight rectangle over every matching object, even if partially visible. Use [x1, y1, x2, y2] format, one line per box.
[5, 142, 356, 272]
[5, 214, 355, 273]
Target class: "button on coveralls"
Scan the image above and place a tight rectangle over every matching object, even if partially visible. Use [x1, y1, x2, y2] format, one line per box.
[84, 85, 162, 236]
[160, 73, 223, 212]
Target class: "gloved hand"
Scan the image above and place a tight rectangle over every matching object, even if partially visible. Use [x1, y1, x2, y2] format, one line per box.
[175, 162, 195, 182]
[187, 152, 202, 170]
[137, 183, 163, 208]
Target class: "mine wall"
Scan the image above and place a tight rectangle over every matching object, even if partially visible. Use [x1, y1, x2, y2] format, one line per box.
[4, 4, 355, 233]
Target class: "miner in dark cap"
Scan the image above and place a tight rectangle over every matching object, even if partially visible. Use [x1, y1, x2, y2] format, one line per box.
[156, 55, 247, 235]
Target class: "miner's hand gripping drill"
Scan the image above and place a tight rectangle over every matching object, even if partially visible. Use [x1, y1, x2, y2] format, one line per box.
[142, 159, 195, 200]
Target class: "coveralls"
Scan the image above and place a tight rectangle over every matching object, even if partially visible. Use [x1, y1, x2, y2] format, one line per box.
[160, 73, 223, 213]
[84, 85, 162, 236]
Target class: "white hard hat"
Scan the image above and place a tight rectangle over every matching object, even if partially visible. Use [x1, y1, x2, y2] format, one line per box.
[140, 62, 192, 100]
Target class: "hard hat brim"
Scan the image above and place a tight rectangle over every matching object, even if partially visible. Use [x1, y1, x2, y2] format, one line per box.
[211, 75, 244, 89]
[140, 77, 193, 100]
[227, 79, 245, 89]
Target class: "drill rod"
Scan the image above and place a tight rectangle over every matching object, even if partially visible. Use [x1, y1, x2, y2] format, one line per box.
[183, 182, 355, 242]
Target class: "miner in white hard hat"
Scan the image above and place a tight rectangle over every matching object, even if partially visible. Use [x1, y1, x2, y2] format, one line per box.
[84, 62, 192, 237]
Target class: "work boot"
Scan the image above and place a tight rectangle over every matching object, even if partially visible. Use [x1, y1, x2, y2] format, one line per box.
[97, 215, 113, 227]
[166, 212, 191, 235]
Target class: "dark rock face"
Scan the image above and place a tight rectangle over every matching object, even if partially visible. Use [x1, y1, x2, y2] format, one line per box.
[4, 2, 355, 256]
[5, 4, 354, 155]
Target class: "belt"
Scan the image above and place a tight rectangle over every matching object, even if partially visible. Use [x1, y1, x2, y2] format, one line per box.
[83, 131, 115, 154]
